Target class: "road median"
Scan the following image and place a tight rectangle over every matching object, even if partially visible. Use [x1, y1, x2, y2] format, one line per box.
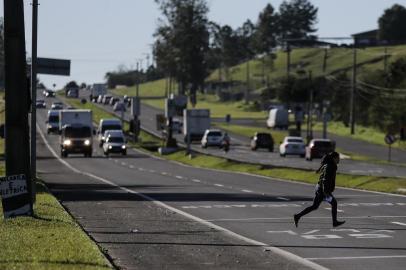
[60, 96, 406, 196]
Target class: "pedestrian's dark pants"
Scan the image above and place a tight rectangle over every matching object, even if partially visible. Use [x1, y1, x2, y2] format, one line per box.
[296, 190, 338, 223]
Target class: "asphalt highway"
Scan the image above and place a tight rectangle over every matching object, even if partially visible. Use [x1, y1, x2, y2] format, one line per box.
[37, 96, 406, 270]
[88, 93, 406, 178]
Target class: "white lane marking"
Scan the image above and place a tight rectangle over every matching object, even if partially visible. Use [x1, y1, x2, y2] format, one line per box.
[175, 175, 183, 179]
[242, 189, 253, 193]
[108, 157, 112, 161]
[324, 207, 344, 213]
[214, 184, 224, 187]
[37, 124, 327, 270]
[192, 179, 201, 183]
[149, 170, 156, 173]
[138, 168, 145, 171]
[129, 165, 135, 169]
[161, 172, 168, 175]
[114, 159, 118, 163]
[302, 230, 320, 235]
[206, 215, 406, 222]
[121, 162, 127, 166]
[307, 255, 406, 261]
[277, 196, 290, 201]
[391, 221, 406, 226]
[267, 230, 297, 235]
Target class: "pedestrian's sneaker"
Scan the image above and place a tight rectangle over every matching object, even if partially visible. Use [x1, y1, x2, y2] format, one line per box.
[293, 214, 299, 228]
[333, 220, 345, 227]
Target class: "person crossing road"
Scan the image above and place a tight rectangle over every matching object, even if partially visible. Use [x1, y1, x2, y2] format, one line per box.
[294, 151, 345, 228]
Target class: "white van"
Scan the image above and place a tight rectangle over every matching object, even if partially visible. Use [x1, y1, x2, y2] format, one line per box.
[97, 119, 123, 147]
[267, 108, 289, 129]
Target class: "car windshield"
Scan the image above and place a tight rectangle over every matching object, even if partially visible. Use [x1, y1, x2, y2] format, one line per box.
[49, 116, 59, 122]
[108, 137, 124, 143]
[287, 139, 303, 143]
[314, 141, 333, 147]
[208, 132, 222, 137]
[64, 126, 91, 138]
[257, 134, 271, 140]
[102, 125, 122, 133]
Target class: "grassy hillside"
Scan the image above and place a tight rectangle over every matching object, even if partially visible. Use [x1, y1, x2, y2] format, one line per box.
[207, 45, 406, 84]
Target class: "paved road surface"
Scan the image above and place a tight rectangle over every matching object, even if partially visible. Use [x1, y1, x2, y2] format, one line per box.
[37, 96, 406, 270]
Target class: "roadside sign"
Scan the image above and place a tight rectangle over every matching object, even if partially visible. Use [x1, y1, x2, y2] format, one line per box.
[0, 174, 32, 218]
[37, 57, 71, 76]
[385, 134, 396, 162]
[131, 97, 141, 116]
[385, 134, 396, 145]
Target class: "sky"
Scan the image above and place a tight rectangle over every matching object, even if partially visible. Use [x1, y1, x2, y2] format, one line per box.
[1, 0, 406, 89]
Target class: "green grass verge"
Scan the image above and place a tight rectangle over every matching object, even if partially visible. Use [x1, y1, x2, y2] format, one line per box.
[0, 174, 111, 269]
[143, 94, 267, 119]
[313, 121, 406, 151]
[111, 78, 171, 98]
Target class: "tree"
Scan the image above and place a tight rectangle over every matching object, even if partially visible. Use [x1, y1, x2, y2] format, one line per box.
[278, 0, 318, 40]
[64, 81, 79, 89]
[254, 4, 278, 55]
[378, 4, 406, 44]
[154, 0, 210, 106]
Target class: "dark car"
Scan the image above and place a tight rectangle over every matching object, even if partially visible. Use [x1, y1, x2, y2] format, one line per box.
[36, 99, 46, 109]
[44, 90, 56, 98]
[250, 132, 274, 152]
[305, 139, 336, 161]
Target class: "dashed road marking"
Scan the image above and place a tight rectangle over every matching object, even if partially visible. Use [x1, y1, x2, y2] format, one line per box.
[138, 168, 145, 171]
[161, 172, 168, 176]
[192, 179, 201, 183]
[121, 162, 127, 166]
[242, 189, 253, 193]
[214, 184, 224, 187]
[277, 196, 290, 201]
[114, 159, 118, 163]
[175, 175, 183, 179]
[391, 221, 406, 226]
[306, 255, 406, 261]
[129, 165, 135, 169]
[149, 170, 156, 173]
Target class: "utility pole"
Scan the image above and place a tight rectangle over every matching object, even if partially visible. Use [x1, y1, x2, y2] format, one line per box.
[30, 0, 39, 197]
[286, 43, 291, 78]
[245, 59, 250, 104]
[307, 71, 314, 143]
[136, 61, 140, 98]
[4, 0, 33, 212]
[322, 48, 328, 73]
[350, 44, 357, 135]
[383, 47, 388, 73]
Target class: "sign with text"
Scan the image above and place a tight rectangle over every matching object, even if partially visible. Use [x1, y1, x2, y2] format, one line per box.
[0, 174, 32, 218]
[37, 57, 71, 76]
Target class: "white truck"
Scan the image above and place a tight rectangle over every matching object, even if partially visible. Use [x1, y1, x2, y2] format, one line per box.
[267, 108, 289, 129]
[59, 109, 93, 158]
[183, 109, 210, 142]
[91, 83, 107, 102]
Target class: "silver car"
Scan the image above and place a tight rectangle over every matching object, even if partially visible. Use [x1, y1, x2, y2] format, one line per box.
[103, 134, 127, 156]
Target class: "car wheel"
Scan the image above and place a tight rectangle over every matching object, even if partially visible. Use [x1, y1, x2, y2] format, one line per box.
[300, 154, 305, 158]
[104, 151, 109, 156]
[122, 150, 127, 156]
[269, 148, 273, 152]
[280, 153, 285, 157]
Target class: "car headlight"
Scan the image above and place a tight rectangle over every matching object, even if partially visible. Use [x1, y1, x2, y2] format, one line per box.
[121, 145, 126, 149]
[101, 136, 105, 140]
[63, 139, 71, 146]
[84, 140, 91, 146]
[108, 145, 112, 149]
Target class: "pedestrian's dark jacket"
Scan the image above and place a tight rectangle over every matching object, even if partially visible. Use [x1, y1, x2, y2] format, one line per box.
[317, 156, 337, 194]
